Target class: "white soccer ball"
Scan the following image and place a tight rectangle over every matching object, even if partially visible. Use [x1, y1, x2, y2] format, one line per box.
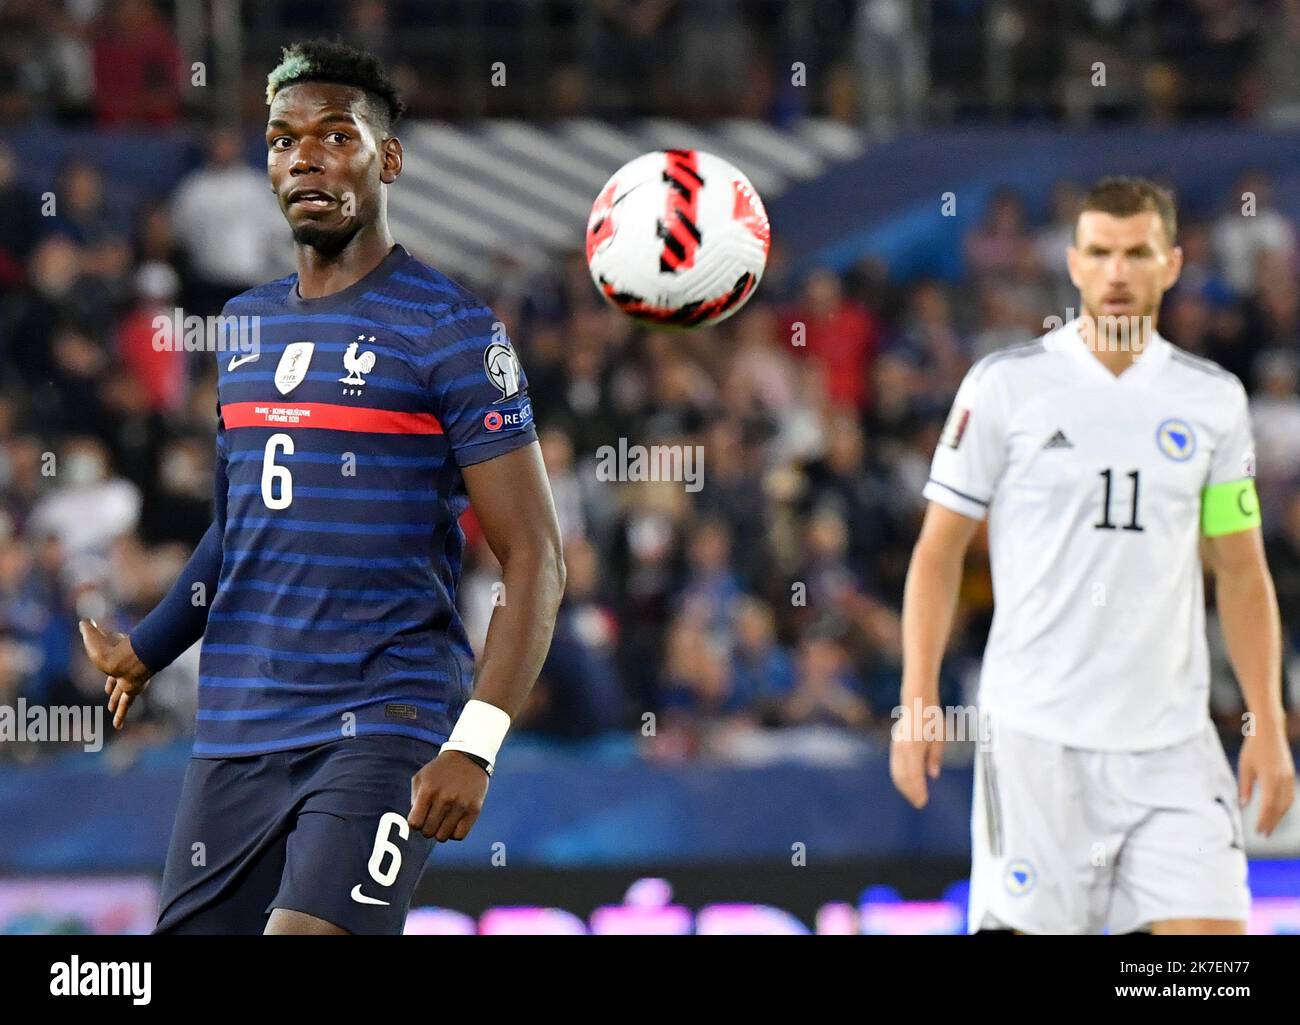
[585, 150, 771, 328]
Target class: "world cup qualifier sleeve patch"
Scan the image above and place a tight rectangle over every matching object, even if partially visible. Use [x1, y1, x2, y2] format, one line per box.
[940, 406, 971, 449]
[1201, 478, 1262, 537]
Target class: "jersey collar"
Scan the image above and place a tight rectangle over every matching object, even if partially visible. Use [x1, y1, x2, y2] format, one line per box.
[1054, 316, 1170, 383]
[285, 243, 409, 312]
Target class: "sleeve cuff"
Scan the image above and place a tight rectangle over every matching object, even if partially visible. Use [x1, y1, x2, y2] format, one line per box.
[923, 477, 990, 520]
[453, 426, 538, 468]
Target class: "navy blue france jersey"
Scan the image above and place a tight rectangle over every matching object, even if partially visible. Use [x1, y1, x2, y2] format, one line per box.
[197, 244, 535, 757]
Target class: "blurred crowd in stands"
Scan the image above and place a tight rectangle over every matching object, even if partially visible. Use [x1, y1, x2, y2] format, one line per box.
[0, 0, 1299, 762]
[1, 0, 1299, 128]
[0, 117, 1298, 763]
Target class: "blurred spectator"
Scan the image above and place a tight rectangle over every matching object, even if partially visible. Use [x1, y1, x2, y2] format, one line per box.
[785, 503, 888, 651]
[0, 142, 40, 285]
[27, 437, 140, 567]
[1262, 0, 1300, 124]
[637, 340, 715, 439]
[609, 480, 688, 711]
[531, 333, 623, 457]
[854, 0, 926, 136]
[91, 0, 182, 127]
[48, 326, 112, 437]
[50, 158, 128, 246]
[346, 0, 397, 68]
[138, 435, 211, 547]
[457, 525, 500, 659]
[1251, 349, 1300, 528]
[0, 0, 95, 124]
[1266, 491, 1300, 653]
[781, 628, 870, 728]
[1, 434, 49, 526]
[691, 418, 769, 591]
[723, 303, 798, 414]
[966, 189, 1034, 281]
[1033, 180, 1083, 309]
[675, 517, 743, 638]
[1248, 256, 1300, 355]
[132, 200, 196, 309]
[589, 0, 679, 116]
[970, 283, 1037, 361]
[729, 596, 796, 722]
[660, 614, 739, 727]
[539, 426, 588, 544]
[1211, 171, 1297, 298]
[784, 269, 881, 412]
[0, 529, 75, 707]
[170, 129, 289, 315]
[669, 0, 750, 118]
[115, 261, 186, 413]
[886, 279, 969, 398]
[1174, 221, 1236, 306]
[3, 235, 91, 386]
[524, 538, 626, 738]
[798, 409, 898, 579]
[1156, 0, 1262, 120]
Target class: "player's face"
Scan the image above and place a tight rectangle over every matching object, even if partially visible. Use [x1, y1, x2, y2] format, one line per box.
[1067, 210, 1182, 323]
[266, 82, 401, 252]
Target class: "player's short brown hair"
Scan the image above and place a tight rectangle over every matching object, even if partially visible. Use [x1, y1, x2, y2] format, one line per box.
[1077, 176, 1178, 245]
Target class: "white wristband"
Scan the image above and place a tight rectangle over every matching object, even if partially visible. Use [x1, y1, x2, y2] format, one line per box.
[441, 699, 511, 768]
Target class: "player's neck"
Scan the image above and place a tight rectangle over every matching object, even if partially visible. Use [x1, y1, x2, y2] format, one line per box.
[294, 225, 396, 300]
[1077, 311, 1156, 378]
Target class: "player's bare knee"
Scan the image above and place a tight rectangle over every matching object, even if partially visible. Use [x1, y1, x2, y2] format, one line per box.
[264, 908, 351, 935]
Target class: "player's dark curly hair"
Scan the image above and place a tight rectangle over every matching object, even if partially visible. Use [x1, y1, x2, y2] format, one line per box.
[266, 38, 407, 135]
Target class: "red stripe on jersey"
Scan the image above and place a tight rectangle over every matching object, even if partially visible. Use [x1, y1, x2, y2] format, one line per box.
[223, 401, 444, 434]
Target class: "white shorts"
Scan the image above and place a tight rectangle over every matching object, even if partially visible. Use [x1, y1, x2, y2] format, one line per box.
[969, 715, 1250, 934]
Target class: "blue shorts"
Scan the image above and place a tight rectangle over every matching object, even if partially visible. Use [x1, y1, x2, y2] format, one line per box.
[155, 734, 439, 935]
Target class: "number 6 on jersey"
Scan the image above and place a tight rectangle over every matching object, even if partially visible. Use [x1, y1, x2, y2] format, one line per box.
[261, 432, 294, 509]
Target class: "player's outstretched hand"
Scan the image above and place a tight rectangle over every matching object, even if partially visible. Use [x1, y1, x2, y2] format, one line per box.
[889, 704, 945, 809]
[1238, 727, 1297, 837]
[408, 750, 490, 842]
[78, 619, 152, 730]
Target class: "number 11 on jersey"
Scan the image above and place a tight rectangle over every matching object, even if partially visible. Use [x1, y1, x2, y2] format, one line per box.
[1095, 468, 1144, 532]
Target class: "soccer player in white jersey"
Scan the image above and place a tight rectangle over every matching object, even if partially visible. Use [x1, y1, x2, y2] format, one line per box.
[891, 177, 1296, 934]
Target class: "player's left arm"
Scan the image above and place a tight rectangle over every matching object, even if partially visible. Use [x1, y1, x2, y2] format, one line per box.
[1204, 522, 1296, 836]
[407, 442, 566, 842]
[1201, 379, 1296, 836]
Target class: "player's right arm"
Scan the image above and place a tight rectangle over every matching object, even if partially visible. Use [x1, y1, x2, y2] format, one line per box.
[892, 503, 981, 808]
[891, 359, 1007, 809]
[79, 399, 229, 728]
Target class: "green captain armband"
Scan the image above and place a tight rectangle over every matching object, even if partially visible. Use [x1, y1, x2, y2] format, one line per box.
[1201, 478, 1261, 537]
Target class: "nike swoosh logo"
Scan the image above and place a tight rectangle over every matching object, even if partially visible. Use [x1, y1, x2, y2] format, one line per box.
[228, 353, 260, 371]
[350, 884, 390, 906]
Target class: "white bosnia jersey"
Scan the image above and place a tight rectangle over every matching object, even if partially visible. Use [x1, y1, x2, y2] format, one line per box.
[924, 318, 1256, 751]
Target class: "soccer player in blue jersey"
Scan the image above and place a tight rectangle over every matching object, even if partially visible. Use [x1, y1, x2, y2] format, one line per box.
[78, 40, 567, 935]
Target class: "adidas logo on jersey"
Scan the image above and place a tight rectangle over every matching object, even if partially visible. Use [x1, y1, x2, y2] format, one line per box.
[1042, 429, 1073, 449]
